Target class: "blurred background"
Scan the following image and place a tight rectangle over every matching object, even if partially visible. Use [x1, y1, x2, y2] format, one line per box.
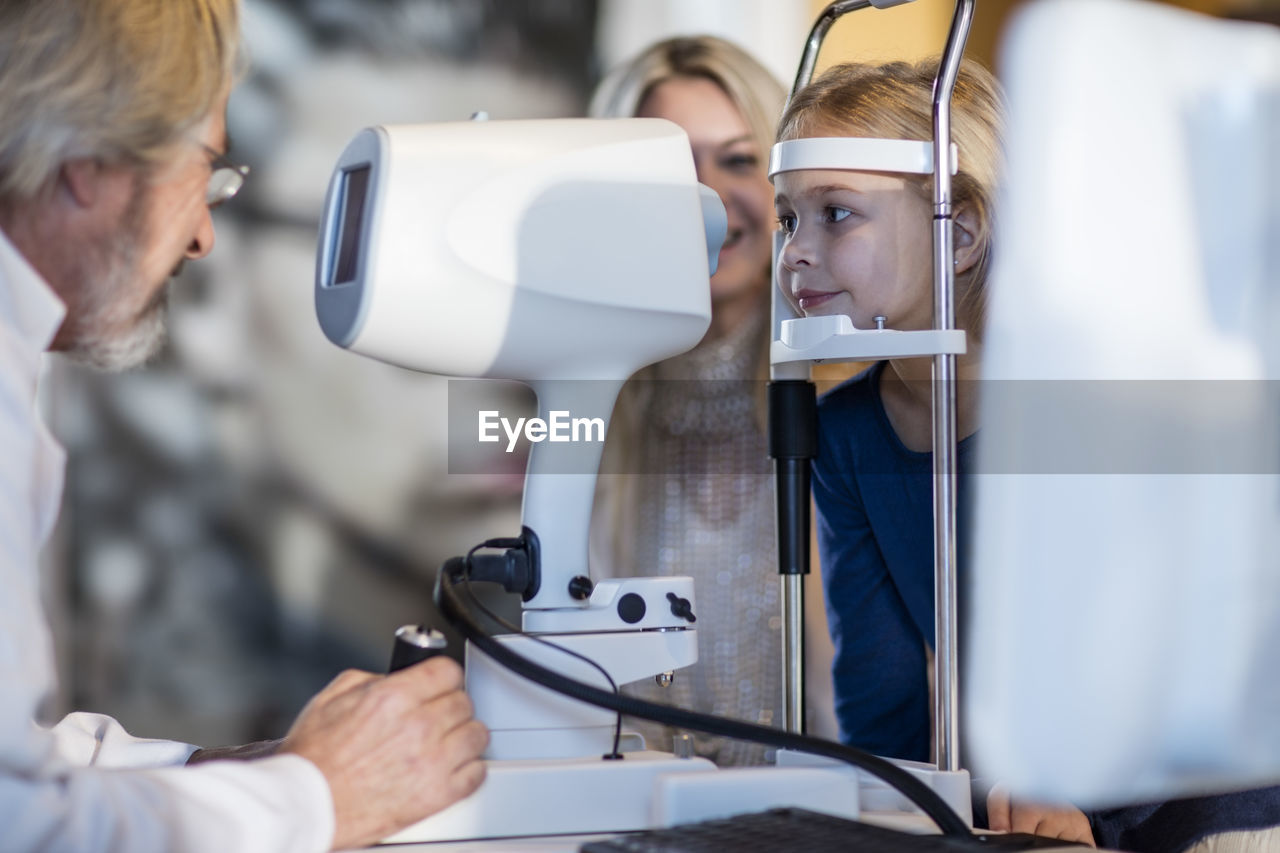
[37, 0, 1275, 748]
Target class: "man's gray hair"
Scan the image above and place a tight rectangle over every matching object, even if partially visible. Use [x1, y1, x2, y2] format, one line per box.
[0, 0, 242, 203]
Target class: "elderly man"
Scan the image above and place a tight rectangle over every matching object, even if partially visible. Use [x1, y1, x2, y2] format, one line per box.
[0, 2, 486, 850]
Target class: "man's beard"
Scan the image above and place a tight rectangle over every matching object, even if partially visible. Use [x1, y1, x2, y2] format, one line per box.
[61, 188, 172, 372]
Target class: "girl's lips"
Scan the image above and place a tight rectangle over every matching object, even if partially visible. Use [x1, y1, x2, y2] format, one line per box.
[794, 289, 842, 310]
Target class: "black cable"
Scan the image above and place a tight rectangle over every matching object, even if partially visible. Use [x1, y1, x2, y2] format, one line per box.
[462, 542, 625, 758]
[436, 558, 973, 839]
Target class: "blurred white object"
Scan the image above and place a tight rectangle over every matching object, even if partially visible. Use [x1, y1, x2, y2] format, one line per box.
[969, 0, 1280, 804]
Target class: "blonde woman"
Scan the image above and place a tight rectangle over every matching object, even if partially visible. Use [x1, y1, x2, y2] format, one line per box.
[589, 36, 787, 766]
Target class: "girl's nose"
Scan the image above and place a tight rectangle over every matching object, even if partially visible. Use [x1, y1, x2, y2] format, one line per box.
[779, 229, 813, 271]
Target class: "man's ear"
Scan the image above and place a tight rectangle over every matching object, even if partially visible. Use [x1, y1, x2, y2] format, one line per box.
[953, 202, 983, 275]
[60, 158, 106, 209]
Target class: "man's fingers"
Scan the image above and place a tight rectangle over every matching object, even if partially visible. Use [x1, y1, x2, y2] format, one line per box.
[419, 719, 490, 790]
[315, 668, 378, 702]
[441, 719, 489, 769]
[448, 758, 487, 800]
[417, 689, 478, 741]
[385, 655, 464, 701]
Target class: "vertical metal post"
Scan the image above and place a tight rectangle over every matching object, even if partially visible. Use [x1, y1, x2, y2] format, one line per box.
[781, 575, 806, 732]
[930, 0, 974, 774]
[790, 1, 873, 105]
[774, 0, 875, 740]
[770, 373, 818, 735]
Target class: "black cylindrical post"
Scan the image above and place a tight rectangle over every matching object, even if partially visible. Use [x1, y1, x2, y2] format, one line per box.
[388, 624, 448, 672]
[769, 379, 819, 576]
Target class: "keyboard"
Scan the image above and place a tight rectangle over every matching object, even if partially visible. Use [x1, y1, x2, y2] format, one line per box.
[579, 807, 1084, 852]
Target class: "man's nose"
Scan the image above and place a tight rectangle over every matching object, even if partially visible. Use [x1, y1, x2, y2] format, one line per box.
[185, 207, 215, 260]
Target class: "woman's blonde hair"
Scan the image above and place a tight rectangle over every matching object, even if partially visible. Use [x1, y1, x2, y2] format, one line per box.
[590, 35, 786, 169]
[778, 58, 1004, 333]
[588, 36, 784, 574]
[0, 0, 242, 202]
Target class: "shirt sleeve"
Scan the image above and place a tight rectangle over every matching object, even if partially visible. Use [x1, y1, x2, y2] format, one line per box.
[0, 749, 334, 853]
[0, 325, 335, 853]
[811, 394, 931, 763]
[49, 712, 198, 768]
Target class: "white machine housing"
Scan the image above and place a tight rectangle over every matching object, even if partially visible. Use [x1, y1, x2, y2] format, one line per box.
[316, 119, 720, 383]
[316, 118, 728, 774]
[316, 117, 723, 611]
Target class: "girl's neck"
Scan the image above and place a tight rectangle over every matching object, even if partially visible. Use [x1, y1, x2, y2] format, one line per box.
[879, 339, 983, 453]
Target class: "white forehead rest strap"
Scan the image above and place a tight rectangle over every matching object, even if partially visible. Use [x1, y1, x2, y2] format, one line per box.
[768, 137, 958, 179]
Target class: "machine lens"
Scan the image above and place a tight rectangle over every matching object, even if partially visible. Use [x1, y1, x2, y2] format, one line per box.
[330, 165, 370, 286]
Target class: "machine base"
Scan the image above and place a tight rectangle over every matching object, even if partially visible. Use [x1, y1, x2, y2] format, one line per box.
[776, 749, 973, 829]
[382, 751, 716, 843]
[381, 749, 870, 843]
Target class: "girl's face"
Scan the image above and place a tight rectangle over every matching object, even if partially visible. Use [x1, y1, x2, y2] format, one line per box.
[773, 168, 934, 331]
[637, 76, 773, 311]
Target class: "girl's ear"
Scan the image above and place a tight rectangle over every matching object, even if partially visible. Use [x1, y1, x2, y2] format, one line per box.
[952, 202, 982, 275]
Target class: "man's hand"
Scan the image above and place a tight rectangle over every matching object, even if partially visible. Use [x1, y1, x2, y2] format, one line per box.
[279, 657, 488, 851]
[987, 783, 1096, 847]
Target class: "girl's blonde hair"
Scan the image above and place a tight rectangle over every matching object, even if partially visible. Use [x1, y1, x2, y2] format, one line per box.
[0, 0, 242, 202]
[778, 58, 1004, 333]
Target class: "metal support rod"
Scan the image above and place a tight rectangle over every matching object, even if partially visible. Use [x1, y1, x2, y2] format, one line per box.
[791, 0, 874, 101]
[782, 574, 806, 733]
[771, 381, 818, 735]
[930, 0, 975, 774]
[776, 0, 894, 744]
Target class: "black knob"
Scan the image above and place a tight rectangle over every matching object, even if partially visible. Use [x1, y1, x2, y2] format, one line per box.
[616, 592, 646, 624]
[666, 592, 696, 623]
[568, 575, 594, 601]
[388, 624, 448, 672]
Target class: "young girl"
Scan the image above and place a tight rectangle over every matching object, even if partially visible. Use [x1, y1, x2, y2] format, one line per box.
[771, 58, 1095, 844]
[774, 58, 1280, 853]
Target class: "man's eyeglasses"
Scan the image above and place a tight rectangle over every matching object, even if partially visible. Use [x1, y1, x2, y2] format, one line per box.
[200, 143, 249, 207]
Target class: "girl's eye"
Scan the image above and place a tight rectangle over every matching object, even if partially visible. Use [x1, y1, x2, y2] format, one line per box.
[777, 213, 796, 235]
[825, 206, 853, 224]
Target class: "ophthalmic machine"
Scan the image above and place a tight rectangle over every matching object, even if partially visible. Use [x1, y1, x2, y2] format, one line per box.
[313, 116, 875, 841]
[313, 0, 1280, 846]
[311, 110, 977, 842]
[307, 0, 1052, 845]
